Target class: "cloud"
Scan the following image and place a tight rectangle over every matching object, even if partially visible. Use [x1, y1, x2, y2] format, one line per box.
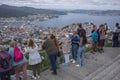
[91, 0, 120, 6]
[0, 0, 120, 10]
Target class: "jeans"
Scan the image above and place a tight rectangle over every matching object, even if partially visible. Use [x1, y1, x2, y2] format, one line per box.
[0, 70, 11, 80]
[14, 62, 27, 80]
[77, 46, 85, 66]
[63, 54, 70, 64]
[71, 44, 79, 60]
[49, 54, 57, 74]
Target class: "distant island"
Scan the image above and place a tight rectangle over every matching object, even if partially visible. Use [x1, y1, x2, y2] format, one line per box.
[68, 10, 120, 16]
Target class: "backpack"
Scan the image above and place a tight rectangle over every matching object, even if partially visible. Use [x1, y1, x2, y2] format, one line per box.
[92, 31, 98, 41]
[14, 46, 23, 62]
[0, 52, 10, 69]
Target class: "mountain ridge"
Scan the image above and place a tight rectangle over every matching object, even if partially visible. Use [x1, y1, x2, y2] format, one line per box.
[0, 4, 66, 17]
[68, 9, 120, 16]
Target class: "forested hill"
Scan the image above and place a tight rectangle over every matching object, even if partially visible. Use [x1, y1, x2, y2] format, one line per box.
[0, 4, 66, 17]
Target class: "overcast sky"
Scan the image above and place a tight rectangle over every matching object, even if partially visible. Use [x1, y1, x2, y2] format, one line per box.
[0, 0, 120, 10]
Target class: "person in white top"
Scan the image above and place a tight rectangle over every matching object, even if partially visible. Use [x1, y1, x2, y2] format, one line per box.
[62, 35, 70, 66]
[24, 38, 42, 79]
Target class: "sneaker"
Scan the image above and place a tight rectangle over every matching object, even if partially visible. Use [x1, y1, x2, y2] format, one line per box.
[51, 72, 57, 75]
[72, 60, 76, 63]
[70, 59, 74, 62]
[76, 64, 80, 67]
[101, 49, 104, 52]
[37, 75, 41, 79]
[62, 63, 69, 66]
[32, 76, 37, 79]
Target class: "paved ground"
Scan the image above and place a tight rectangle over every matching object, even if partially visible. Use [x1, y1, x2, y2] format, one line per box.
[11, 47, 120, 80]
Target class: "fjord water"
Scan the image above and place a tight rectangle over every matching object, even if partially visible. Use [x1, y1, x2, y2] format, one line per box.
[33, 13, 120, 30]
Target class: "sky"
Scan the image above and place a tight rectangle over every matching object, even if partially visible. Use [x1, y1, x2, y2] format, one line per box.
[0, 0, 120, 10]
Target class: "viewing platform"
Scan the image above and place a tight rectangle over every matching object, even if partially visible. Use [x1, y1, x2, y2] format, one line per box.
[11, 47, 120, 80]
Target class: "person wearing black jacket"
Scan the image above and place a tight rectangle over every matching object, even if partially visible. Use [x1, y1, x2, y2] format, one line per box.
[112, 23, 120, 47]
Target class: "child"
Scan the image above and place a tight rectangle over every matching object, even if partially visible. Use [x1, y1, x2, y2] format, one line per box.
[0, 45, 12, 80]
[62, 35, 70, 66]
[25, 38, 42, 79]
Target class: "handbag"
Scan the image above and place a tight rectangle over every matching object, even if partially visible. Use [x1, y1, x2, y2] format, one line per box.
[57, 51, 61, 57]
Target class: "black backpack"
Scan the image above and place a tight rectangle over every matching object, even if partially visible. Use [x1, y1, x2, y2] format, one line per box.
[0, 52, 10, 69]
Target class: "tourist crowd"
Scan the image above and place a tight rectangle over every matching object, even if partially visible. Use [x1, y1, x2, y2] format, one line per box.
[0, 23, 120, 80]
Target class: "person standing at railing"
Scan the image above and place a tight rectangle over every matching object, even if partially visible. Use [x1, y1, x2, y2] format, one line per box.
[0, 45, 12, 80]
[42, 34, 58, 75]
[61, 35, 70, 66]
[24, 38, 42, 79]
[112, 23, 120, 47]
[91, 25, 98, 54]
[97, 24, 106, 53]
[76, 30, 87, 67]
[116, 24, 120, 47]
[8, 41, 27, 80]
[49, 34, 61, 68]
[71, 31, 80, 63]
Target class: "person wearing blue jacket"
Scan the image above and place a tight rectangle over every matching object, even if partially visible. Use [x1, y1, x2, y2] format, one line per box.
[91, 25, 98, 54]
[71, 31, 80, 63]
[8, 41, 27, 80]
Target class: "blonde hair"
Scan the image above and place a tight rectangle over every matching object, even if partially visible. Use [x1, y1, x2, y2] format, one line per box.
[0, 45, 5, 51]
[73, 31, 78, 37]
[27, 38, 35, 48]
[10, 40, 17, 48]
[73, 31, 77, 34]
